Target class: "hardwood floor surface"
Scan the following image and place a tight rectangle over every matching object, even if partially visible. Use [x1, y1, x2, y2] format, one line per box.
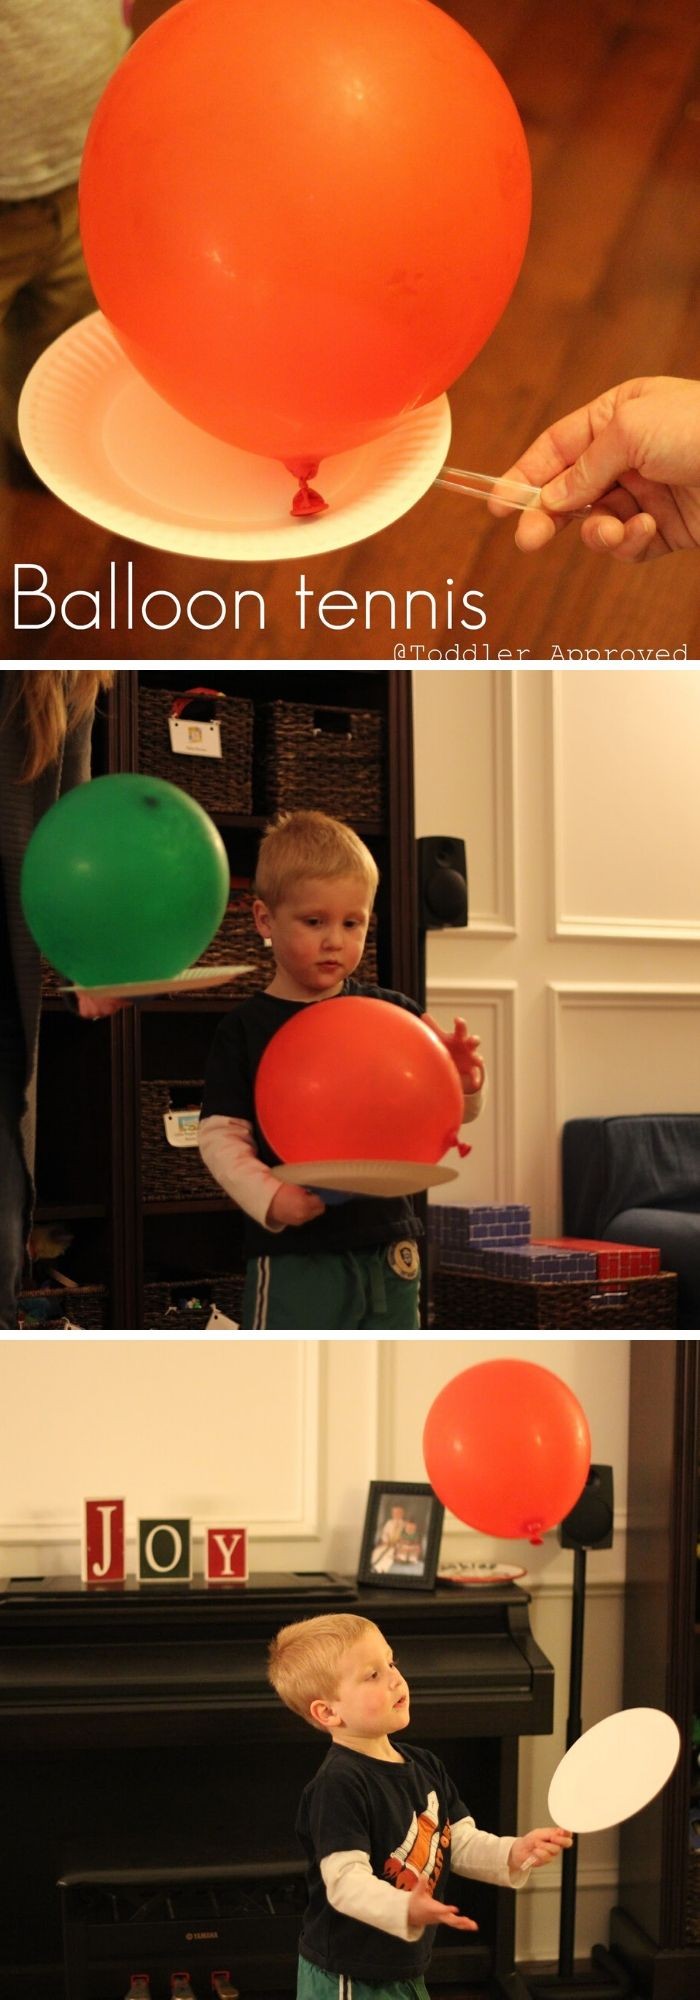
[1, 0, 699, 662]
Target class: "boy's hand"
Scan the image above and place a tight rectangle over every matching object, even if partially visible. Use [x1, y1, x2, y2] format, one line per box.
[422, 1015, 485, 1095]
[266, 1185, 326, 1228]
[407, 1880, 478, 1932]
[509, 1828, 573, 1873]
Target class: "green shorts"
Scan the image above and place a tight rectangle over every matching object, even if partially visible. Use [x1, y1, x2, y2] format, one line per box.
[298, 1956, 431, 2000]
[242, 1244, 421, 1330]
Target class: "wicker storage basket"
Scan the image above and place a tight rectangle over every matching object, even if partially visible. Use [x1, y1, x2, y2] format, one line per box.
[256, 700, 385, 819]
[431, 1265, 678, 1331]
[138, 685, 254, 812]
[141, 1081, 218, 1202]
[40, 957, 65, 999]
[18, 1284, 107, 1329]
[142, 1275, 245, 1330]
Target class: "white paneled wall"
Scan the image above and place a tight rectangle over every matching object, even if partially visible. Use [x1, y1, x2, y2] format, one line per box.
[0, 1336, 630, 1963]
[414, 666, 700, 1232]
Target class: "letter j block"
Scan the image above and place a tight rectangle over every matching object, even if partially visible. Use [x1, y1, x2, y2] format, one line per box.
[83, 1498, 126, 1584]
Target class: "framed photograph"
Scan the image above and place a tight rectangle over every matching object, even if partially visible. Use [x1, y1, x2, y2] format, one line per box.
[357, 1481, 444, 1591]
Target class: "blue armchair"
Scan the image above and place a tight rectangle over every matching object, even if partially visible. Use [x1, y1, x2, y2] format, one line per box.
[562, 1115, 700, 1331]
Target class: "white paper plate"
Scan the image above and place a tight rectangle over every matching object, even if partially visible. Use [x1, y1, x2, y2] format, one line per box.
[438, 1562, 527, 1586]
[18, 313, 452, 559]
[547, 1707, 681, 1833]
[275, 1159, 459, 1198]
[59, 963, 254, 999]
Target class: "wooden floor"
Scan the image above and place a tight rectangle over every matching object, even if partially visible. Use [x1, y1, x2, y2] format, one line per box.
[2, 0, 699, 663]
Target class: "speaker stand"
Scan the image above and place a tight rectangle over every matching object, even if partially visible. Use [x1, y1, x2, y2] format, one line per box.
[491, 1547, 634, 2000]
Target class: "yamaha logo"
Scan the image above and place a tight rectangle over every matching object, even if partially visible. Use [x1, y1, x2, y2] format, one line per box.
[185, 1929, 219, 1941]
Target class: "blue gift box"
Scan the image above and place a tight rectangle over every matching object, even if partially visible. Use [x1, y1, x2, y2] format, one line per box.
[429, 1203, 531, 1267]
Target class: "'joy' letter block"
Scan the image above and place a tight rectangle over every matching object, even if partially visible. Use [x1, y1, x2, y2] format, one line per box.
[138, 1518, 192, 1583]
[83, 1499, 126, 1584]
[206, 1527, 248, 1583]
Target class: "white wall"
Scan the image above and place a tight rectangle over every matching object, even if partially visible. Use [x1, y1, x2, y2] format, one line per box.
[413, 666, 700, 1229]
[0, 1335, 630, 1963]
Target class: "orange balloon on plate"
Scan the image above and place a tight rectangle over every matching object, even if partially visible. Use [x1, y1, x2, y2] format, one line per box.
[255, 997, 464, 1165]
[80, 0, 531, 473]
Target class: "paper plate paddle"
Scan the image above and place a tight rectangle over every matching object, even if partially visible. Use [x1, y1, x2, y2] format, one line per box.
[58, 964, 254, 1000]
[547, 1707, 681, 1833]
[275, 1159, 459, 1199]
[18, 314, 451, 559]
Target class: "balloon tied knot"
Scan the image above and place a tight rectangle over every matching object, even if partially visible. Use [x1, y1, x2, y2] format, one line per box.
[525, 1522, 544, 1546]
[285, 457, 329, 519]
[454, 1137, 472, 1159]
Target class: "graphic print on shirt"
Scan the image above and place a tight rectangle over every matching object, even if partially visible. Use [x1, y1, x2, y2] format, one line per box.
[383, 1789, 452, 1893]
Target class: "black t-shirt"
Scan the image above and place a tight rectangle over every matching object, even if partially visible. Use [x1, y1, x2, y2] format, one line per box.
[200, 979, 424, 1259]
[296, 1741, 470, 1979]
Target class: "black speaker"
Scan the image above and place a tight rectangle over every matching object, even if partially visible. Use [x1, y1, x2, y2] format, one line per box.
[417, 835, 468, 929]
[559, 1464, 614, 1551]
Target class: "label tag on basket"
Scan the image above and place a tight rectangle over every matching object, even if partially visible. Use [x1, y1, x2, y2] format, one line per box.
[207, 1305, 240, 1330]
[163, 1110, 200, 1148]
[169, 717, 222, 759]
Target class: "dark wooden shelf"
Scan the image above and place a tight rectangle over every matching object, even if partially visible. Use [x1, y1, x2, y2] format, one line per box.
[212, 812, 386, 837]
[34, 1203, 107, 1221]
[33, 669, 417, 1328]
[143, 1198, 234, 1216]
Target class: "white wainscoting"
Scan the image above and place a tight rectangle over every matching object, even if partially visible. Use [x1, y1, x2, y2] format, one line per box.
[548, 670, 700, 941]
[425, 979, 517, 1204]
[413, 667, 517, 934]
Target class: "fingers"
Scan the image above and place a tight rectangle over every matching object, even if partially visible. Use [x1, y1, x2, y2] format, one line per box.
[579, 508, 658, 562]
[302, 1195, 326, 1219]
[439, 1907, 479, 1930]
[527, 1828, 574, 1867]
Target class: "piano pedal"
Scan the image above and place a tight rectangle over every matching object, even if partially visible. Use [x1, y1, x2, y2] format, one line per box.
[212, 1975, 239, 1999]
[171, 1978, 197, 1999]
[124, 1980, 151, 2000]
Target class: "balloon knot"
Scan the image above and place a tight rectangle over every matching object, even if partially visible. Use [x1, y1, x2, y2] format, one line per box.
[291, 478, 328, 518]
[455, 1138, 472, 1159]
[284, 456, 328, 519]
[525, 1523, 544, 1546]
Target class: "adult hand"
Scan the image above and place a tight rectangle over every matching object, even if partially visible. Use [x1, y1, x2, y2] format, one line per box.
[509, 1827, 573, 1874]
[75, 990, 127, 1018]
[407, 1881, 478, 1931]
[266, 1184, 326, 1228]
[423, 1014, 485, 1094]
[493, 377, 700, 561]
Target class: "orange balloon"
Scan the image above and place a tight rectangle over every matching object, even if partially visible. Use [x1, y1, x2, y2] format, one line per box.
[423, 1361, 592, 1544]
[254, 998, 464, 1163]
[80, 0, 531, 468]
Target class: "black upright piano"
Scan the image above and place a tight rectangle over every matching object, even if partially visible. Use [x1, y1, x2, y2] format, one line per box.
[0, 1571, 555, 2000]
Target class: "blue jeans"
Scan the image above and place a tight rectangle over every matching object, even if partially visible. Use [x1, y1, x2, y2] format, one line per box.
[0, 1000, 30, 1328]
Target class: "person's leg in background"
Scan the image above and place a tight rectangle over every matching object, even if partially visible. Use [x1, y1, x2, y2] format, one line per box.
[0, 1007, 30, 1329]
[0, 186, 95, 451]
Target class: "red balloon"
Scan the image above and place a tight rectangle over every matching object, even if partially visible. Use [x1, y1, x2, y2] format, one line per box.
[79, 0, 531, 468]
[255, 998, 464, 1163]
[423, 1360, 591, 1544]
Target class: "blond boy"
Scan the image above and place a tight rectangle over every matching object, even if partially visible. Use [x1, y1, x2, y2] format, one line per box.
[268, 1613, 571, 2000]
[199, 811, 485, 1330]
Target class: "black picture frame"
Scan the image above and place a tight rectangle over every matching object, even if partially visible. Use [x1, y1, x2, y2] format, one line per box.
[357, 1481, 444, 1591]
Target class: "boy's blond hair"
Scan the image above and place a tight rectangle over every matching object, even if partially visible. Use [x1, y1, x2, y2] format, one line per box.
[254, 811, 379, 911]
[268, 1612, 382, 1730]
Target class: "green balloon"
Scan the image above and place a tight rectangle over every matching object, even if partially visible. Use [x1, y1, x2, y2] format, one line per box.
[21, 773, 230, 985]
